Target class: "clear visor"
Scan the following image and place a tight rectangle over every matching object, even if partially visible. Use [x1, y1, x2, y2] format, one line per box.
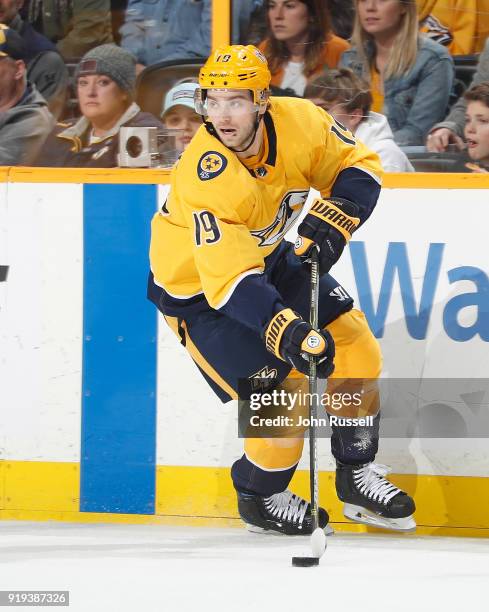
[194, 88, 262, 118]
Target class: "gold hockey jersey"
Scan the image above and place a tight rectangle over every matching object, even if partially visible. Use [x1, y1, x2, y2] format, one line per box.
[417, 0, 489, 55]
[149, 96, 382, 332]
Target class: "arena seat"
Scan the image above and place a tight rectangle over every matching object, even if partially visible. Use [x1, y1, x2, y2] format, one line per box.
[448, 54, 479, 109]
[453, 54, 479, 88]
[401, 146, 469, 172]
[136, 58, 206, 118]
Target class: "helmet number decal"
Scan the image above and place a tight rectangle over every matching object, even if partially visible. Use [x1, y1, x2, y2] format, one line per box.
[193, 211, 222, 246]
[216, 54, 231, 62]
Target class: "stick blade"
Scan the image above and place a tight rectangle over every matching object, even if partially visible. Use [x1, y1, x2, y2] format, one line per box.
[310, 527, 327, 557]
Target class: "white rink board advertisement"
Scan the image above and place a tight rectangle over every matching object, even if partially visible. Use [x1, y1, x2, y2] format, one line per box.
[325, 188, 489, 379]
[0, 181, 488, 478]
[0, 183, 83, 463]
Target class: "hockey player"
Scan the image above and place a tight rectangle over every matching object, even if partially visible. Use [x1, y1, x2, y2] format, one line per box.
[148, 45, 416, 534]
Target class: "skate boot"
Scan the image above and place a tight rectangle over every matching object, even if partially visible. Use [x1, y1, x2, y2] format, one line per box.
[237, 489, 332, 535]
[336, 461, 416, 532]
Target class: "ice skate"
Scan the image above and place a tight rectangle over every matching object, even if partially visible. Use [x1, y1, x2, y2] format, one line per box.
[336, 461, 416, 532]
[237, 489, 332, 536]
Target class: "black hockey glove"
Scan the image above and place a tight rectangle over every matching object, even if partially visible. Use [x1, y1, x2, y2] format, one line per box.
[294, 197, 360, 274]
[264, 308, 335, 379]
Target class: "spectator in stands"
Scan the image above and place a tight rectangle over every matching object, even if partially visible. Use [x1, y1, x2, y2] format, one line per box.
[119, 0, 177, 71]
[305, 68, 414, 171]
[160, 81, 201, 153]
[0, 24, 54, 165]
[259, 0, 349, 96]
[248, 0, 356, 47]
[26, 0, 113, 60]
[462, 82, 489, 172]
[243, 0, 267, 46]
[0, 0, 68, 116]
[36, 44, 163, 167]
[341, 0, 454, 145]
[110, 0, 127, 45]
[427, 38, 489, 151]
[121, 0, 259, 70]
[417, 0, 489, 55]
[328, 0, 355, 40]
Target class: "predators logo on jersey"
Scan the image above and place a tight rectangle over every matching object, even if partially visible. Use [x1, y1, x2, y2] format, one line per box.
[198, 151, 227, 181]
[251, 190, 309, 246]
[419, 14, 453, 47]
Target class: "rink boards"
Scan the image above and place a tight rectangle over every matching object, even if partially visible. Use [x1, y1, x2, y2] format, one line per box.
[0, 168, 488, 536]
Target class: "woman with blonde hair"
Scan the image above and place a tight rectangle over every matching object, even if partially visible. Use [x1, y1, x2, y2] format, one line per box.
[341, 0, 454, 145]
[259, 0, 349, 96]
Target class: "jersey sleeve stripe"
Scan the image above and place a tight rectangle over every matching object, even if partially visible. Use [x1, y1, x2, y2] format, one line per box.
[214, 268, 264, 310]
[244, 451, 300, 472]
[352, 165, 383, 185]
[150, 272, 204, 300]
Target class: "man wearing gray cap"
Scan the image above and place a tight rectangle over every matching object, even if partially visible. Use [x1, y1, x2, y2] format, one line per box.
[0, 23, 54, 166]
[0, 0, 68, 117]
[37, 44, 164, 167]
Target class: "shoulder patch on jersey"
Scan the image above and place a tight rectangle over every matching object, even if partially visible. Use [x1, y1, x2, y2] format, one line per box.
[197, 151, 228, 181]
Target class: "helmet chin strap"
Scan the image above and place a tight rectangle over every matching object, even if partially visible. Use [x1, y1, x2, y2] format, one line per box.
[204, 111, 263, 154]
[229, 112, 262, 154]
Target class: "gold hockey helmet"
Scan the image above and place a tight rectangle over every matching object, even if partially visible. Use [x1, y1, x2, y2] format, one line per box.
[196, 45, 271, 111]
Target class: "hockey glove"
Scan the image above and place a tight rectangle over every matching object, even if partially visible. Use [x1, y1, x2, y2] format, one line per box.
[264, 308, 335, 378]
[294, 197, 360, 273]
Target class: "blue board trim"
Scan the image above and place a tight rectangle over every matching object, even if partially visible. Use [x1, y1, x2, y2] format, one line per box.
[80, 184, 157, 514]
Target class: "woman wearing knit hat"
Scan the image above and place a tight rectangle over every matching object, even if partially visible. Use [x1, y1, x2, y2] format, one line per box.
[35, 44, 164, 167]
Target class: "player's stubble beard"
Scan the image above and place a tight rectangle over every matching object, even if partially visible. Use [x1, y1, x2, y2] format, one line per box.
[220, 123, 254, 150]
[220, 116, 263, 157]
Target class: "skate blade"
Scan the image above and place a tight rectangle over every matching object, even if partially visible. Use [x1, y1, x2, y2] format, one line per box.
[245, 523, 335, 536]
[343, 504, 416, 533]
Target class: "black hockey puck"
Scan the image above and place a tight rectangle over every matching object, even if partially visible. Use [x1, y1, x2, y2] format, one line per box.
[291, 556, 320, 567]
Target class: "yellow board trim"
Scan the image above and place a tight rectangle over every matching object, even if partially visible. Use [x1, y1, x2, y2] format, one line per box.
[2, 167, 489, 188]
[0, 460, 5, 510]
[382, 172, 489, 188]
[2, 167, 171, 184]
[1, 460, 489, 537]
[0, 460, 79, 512]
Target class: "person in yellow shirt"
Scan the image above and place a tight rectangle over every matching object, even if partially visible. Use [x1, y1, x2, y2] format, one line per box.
[417, 0, 489, 55]
[148, 44, 416, 535]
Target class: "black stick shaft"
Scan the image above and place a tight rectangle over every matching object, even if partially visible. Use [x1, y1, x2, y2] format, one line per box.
[309, 247, 320, 531]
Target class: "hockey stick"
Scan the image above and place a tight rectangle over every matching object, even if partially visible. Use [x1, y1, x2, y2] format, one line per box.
[292, 246, 327, 567]
[308, 245, 320, 532]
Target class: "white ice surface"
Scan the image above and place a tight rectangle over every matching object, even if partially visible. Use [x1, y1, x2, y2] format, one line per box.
[1, 522, 488, 612]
